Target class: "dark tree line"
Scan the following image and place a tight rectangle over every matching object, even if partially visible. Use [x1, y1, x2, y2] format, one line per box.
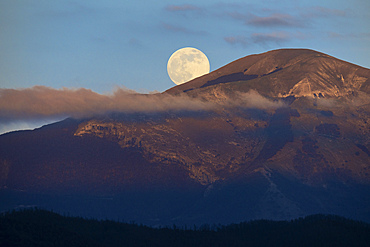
[1, 208, 369, 247]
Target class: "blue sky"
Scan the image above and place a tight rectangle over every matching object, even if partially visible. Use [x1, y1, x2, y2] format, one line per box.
[1, 0, 369, 94]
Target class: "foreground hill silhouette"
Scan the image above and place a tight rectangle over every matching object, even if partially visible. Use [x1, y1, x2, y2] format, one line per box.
[1, 209, 369, 247]
[0, 49, 369, 226]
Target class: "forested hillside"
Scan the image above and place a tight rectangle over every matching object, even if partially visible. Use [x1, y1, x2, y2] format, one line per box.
[1, 209, 369, 247]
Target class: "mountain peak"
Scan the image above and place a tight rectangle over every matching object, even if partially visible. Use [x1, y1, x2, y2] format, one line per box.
[166, 49, 370, 99]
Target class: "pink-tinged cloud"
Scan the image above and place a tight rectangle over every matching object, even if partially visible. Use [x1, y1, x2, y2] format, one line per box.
[247, 14, 303, 27]
[251, 31, 290, 44]
[162, 23, 207, 35]
[224, 36, 249, 47]
[165, 4, 200, 12]
[304, 6, 346, 18]
[227, 11, 250, 21]
[225, 31, 292, 47]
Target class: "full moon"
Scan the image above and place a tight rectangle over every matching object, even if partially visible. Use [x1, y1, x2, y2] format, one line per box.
[167, 47, 210, 85]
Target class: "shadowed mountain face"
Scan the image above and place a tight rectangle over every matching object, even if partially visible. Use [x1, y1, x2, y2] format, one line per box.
[0, 49, 369, 226]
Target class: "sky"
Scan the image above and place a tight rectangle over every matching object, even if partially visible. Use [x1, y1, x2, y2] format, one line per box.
[0, 0, 369, 133]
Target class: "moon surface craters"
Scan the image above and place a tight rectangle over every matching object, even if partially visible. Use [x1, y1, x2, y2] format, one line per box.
[167, 47, 210, 85]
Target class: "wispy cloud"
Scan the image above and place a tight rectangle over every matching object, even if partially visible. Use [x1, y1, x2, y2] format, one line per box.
[165, 4, 201, 12]
[247, 13, 304, 27]
[0, 86, 288, 125]
[225, 31, 293, 47]
[226, 11, 249, 21]
[224, 36, 249, 47]
[0, 85, 292, 135]
[128, 37, 143, 47]
[164, 4, 204, 19]
[251, 31, 290, 44]
[225, 29, 312, 48]
[225, 90, 286, 109]
[303, 6, 346, 18]
[161, 23, 207, 35]
[225, 10, 304, 28]
[0, 86, 213, 122]
[226, 6, 346, 27]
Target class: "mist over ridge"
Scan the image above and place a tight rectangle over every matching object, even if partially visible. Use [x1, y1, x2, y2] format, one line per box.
[0, 85, 286, 130]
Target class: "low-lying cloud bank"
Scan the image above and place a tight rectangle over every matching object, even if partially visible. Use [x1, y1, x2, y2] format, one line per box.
[0, 86, 287, 134]
[1, 85, 368, 134]
[0, 86, 287, 122]
[0, 86, 213, 122]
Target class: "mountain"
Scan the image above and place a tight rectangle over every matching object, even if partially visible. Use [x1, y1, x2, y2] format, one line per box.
[0, 49, 369, 226]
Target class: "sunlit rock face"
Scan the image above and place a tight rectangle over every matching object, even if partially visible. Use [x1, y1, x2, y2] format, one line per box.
[1, 49, 369, 225]
[74, 111, 268, 185]
[72, 97, 369, 187]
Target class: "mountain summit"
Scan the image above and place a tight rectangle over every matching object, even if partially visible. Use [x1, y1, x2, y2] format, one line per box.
[167, 49, 370, 99]
[0, 49, 369, 226]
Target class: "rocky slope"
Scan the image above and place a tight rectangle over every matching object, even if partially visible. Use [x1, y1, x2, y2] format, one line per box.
[0, 49, 369, 225]
[71, 98, 369, 187]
